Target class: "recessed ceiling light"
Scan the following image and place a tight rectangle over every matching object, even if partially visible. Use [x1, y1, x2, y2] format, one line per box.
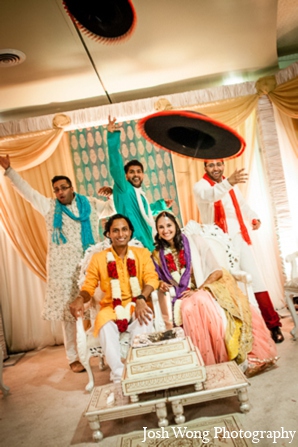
[0, 49, 26, 67]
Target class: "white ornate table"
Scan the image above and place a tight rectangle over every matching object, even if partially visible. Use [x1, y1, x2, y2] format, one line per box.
[84, 361, 250, 442]
[168, 361, 250, 424]
[84, 384, 168, 442]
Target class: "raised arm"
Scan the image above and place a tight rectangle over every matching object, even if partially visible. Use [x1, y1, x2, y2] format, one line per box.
[193, 177, 233, 204]
[193, 168, 248, 204]
[0, 154, 50, 215]
[107, 116, 128, 193]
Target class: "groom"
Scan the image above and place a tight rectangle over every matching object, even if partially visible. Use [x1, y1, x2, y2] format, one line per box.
[70, 213, 159, 382]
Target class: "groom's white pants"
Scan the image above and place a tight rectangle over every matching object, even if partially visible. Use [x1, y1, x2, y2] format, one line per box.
[99, 318, 154, 382]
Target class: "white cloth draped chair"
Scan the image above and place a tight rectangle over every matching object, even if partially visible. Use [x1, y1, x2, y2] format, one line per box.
[151, 221, 259, 332]
[284, 251, 298, 339]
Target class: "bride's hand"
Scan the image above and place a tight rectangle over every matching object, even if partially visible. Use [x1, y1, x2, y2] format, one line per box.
[159, 281, 171, 293]
[180, 289, 196, 299]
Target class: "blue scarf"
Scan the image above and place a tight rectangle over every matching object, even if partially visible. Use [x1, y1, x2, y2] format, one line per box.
[52, 194, 95, 252]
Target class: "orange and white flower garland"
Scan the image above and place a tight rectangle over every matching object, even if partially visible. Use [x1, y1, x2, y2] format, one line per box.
[107, 250, 142, 332]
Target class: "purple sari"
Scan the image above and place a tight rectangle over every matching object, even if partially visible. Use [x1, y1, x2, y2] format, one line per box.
[153, 234, 192, 304]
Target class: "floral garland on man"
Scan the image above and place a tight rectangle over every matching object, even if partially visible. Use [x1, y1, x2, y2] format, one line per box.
[107, 249, 142, 332]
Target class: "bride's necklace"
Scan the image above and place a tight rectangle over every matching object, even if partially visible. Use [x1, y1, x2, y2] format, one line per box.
[163, 245, 188, 286]
[163, 244, 194, 327]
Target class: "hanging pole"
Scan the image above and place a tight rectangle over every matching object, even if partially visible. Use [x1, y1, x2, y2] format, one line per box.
[73, 22, 113, 104]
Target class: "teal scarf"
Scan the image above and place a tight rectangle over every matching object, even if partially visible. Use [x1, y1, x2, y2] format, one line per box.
[52, 194, 95, 251]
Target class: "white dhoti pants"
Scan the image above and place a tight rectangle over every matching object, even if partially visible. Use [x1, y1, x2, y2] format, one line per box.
[232, 232, 267, 293]
[61, 321, 79, 365]
[99, 318, 154, 383]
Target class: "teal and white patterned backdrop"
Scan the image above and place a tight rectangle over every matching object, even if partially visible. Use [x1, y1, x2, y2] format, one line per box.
[68, 120, 182, 237]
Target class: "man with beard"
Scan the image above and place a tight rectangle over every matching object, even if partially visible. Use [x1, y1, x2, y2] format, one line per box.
[193, 159, 284, 343]
[101, 116, 172, 251]
[0, 154, 115, 372]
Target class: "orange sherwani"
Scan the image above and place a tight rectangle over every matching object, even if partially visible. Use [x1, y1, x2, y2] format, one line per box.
[81, 246, 159, 335]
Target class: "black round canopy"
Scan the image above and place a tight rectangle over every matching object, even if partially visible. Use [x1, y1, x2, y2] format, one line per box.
[63, 0, 136, 43]
[138, 110, 246, 160]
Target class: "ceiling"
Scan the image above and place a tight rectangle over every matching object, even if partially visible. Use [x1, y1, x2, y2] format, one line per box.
[0, 0, 298, 123]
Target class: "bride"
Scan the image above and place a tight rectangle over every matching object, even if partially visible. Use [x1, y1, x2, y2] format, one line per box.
[152, 211, 278, 376]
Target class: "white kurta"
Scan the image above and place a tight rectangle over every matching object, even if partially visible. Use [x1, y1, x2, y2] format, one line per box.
[5, 168, 115, 322]
[193, 177, 267, 292]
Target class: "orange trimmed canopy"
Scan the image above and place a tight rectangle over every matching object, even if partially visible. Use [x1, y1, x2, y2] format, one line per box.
[63, 0, 136, 44]
[138, 110, 246, 160]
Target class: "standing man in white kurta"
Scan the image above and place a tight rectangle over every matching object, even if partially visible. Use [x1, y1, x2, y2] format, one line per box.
[0, 155, 115, 371]
[193, 159, 284, 344]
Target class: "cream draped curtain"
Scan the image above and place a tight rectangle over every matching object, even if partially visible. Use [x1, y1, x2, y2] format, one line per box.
[273, 107, 298, 257]
[254, 74, 298, 118]
[275, 106, 298, 158]
[0, 128, 64, 171]
[0, 228, 63, 352]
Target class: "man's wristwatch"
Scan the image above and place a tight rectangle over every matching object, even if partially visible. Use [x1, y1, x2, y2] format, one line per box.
[136, 294, 147, 302]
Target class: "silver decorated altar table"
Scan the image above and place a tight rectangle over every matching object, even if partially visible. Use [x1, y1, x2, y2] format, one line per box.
[84, 360, 250, 442]
[122, 330, 206, 402]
